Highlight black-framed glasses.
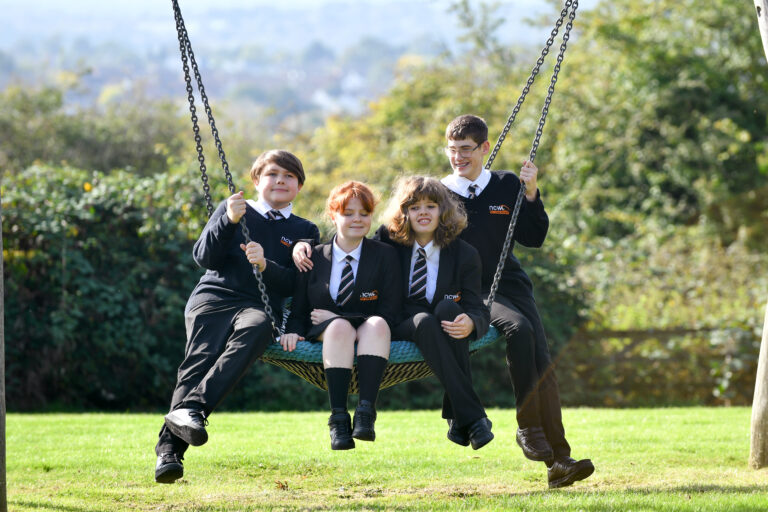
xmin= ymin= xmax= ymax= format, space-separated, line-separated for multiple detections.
xmin=443 ymin=142 xmax=483 ymax=157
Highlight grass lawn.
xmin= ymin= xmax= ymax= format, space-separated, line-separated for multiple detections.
xmin=7 ymin=407 xmax=767 ymax=511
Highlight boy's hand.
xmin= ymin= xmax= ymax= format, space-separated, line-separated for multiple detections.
xmin=279 ymin=333 xmax=303 ymax=352
xmin=240 ymin=242 xmax=267 ymax=271
xmin=227 ymin=191 xmax=246 ymax=223
xmin=310 ymin=309 xmax=336 ymax=325
xmin=441 ymin=313 xmax=474 ymax=340
xmin=293 ymin=242 xmax=314 ymax=272
xmin=520 ymin=160 xmax=539 ymax=201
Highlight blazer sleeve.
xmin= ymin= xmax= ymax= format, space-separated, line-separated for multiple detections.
xmin=192 ymin=201 xmax=239 ymax=269
xmin=283 ymin=263 xmax=312 ymax=337
xmin=262 ymin=223 xmax=321 ymax=296
xmin=374 ymin=244 xmax=403 ymax=328
xmin=458 ymin=242 xmax=490 ymax=340
xmin=513 ymin=187 xmax=550 ymax=248
xmin=371 ymin=224 xmax=393 ymax=245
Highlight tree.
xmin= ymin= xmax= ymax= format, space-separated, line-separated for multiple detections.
xmin=0 ymin=84 xmax=188 ymax=176
xmin=2 ymin=166 xmax=203 ymax=409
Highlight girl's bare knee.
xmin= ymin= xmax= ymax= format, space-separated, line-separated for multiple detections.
xmin=360 ymin=316 xmax=390 ymax=340
xmin=323 ymin=318 xmax=357 ymax=342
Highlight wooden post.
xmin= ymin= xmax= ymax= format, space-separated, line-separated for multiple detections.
xmin=0 ymin=193 xmax=6 ymax=510
xmin=750 ymin=302 xmax=768 ymax=469
xmin=751 ymin=1 xmax=768 ymax=471
xmin=755 ymin=1 xmax=768 ymax=61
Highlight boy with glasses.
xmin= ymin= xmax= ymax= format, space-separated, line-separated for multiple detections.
xmin=440 ymin=114 xmax=593 ymax=489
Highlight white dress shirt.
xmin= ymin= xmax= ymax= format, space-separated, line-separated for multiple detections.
xmin=409 ymin=240 xmax=440 ymax=303
xmin=441 ymin=168 xmax=492 ymax=198
xmin=247 ymin=198 xmax=293 ymax=220
xmin=328 ymin=237 xmax=363 ymax=302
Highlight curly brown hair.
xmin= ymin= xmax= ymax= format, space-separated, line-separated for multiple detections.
xmin=382 ymin=176 xmax=467 ymax=248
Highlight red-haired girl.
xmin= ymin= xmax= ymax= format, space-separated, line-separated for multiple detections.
xmin=283 ymin=181 xmax=401 ymax=450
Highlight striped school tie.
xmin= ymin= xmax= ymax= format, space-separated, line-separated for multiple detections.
xmin=336 ymin=255 xmax=355 ymax=307
xmin=467 ymin=184 xmax=478 ymax=200
xmin=409 ymin=248 xmax=427 ymax=301
xmin=266 ymin=209 xmax=283 ymax=221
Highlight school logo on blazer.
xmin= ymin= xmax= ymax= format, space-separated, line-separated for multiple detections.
xmin=444 ymin=292 xmax=462 ymax=302
xmin=489 ymin=204 xmax=511 ymax=215
xmin=280 ymin=236 xmax=292 ymax=247
xmin=360 ymin=290 xmax=379 ymax=301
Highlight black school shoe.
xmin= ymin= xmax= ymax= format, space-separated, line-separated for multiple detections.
xmin=164 ymin=408 xmax=209 ymax=447
xmin=547 ymin=456 xmax=595 ymax=489
xmin=467 ymin=417 xmax=494 ymax=450
xmin=351 ymin=400 xmax=377 ymax=441
xmin=516 ymin=426 xmax=554 ymax=462
xmin=328 ymin=409 xmax=355 ymax=450
xmin=155 ymin=452 xmax=183 ymax=484
xmin=446 ymin=419 xmax=470 ymax=447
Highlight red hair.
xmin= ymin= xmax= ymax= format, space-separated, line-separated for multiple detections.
xmin=326 ymin=181 xmax=378 ymax=216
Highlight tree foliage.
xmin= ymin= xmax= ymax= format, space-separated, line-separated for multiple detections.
xmin=0 ymin=85 xmax=188 ymax=176
xmin=3 ymin=166 xmax=203 ymax=409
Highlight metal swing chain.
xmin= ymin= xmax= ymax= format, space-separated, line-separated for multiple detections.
xmin=171 ymin=0 xmax=279 ymax=336
xmin=485 ymin=0 xmax=578 ymax=309
xmin=172 ymin=3 xmax=212 ymax=217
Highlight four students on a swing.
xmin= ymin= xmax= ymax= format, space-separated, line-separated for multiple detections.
xmin=155 ymin=115 xmax=592 ymax=489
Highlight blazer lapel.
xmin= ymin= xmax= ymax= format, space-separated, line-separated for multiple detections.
xmin=433 ymin=242 xmax=455 ymax=303
xmin=399 ymin=243 xmax=413 ymax=294
xmin=353 ymin=238 xmax=376 ymax=302
xmin=320 ymin=242 xmax=335 ymax=303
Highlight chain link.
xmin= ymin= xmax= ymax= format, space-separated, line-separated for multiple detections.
xmin=485 ymin=0 xmax=578 ymax=309
xmin=484 ymin=0 xmax=573 ymax=172
xmin=173 ymin=6 xmax=213 ymax=218
xmin=172 ymin=0 xmax=278 ymax=337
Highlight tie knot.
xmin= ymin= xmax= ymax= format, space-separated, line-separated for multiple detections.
xmin=267 ymin=209 xmax=283 ymax=220
xmin=467 ymin=184 xmax=478 ymax=199
xmin=345 ymin=255 xmax=354 ymax=263
xmin=417 ymin=248 xmax=427 ymax=259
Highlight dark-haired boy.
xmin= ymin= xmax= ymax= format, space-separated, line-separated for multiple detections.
xmin=440 ymin=115 xmax=593 ymax=488
xmin=154 ymin=150 xmax=320 ymax=484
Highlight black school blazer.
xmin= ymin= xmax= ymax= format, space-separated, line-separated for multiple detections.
xmin=284 ymin=237 xmax=402 ymax=337
xmin=374 ymin=226 xmax=490 ymax=341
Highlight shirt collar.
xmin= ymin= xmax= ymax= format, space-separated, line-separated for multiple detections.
xmin=412 ymin=240 xmax=439 ymax=260
xmin=441 ymin=168 xmax=491 ymax=198
xmin=332 ymin=236 xmax=363 ymax=263
xmin=247 ymin=198 xmax=293 ymax=219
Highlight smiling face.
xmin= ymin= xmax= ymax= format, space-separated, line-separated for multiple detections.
xmin=407 ymin=198 xmax=440 ymax=245
xmin=445 ymin=137 xmax=490 ymax=182
xmin=253 ymin=163 xmax=302 ymax=209
xmin=332 ymin=196 xmax=372 ymax=245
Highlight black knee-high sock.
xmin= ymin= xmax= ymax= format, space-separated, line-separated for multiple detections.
xmin=356 ymin=355 xmax=388 ymax=405
xmin=325 ymin=367 xmax=352 ymax=411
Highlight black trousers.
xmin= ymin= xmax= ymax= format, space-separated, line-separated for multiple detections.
xmin=393 ymin=299 xmax=486 ymax=428
xmin=489 ymin=292 xmax=570 ymax=459
xmin=155 ymin=299 xmax=273 ymax=456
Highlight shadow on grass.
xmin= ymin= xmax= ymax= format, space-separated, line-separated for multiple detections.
xmin=508 ymin=483 xmax=768 ymax=497
xmin=10 ymin=501 xmax=90 ymax=512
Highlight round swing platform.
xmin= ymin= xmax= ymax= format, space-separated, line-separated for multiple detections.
xmin=261 ymin=326 xmax=501 ymax=393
